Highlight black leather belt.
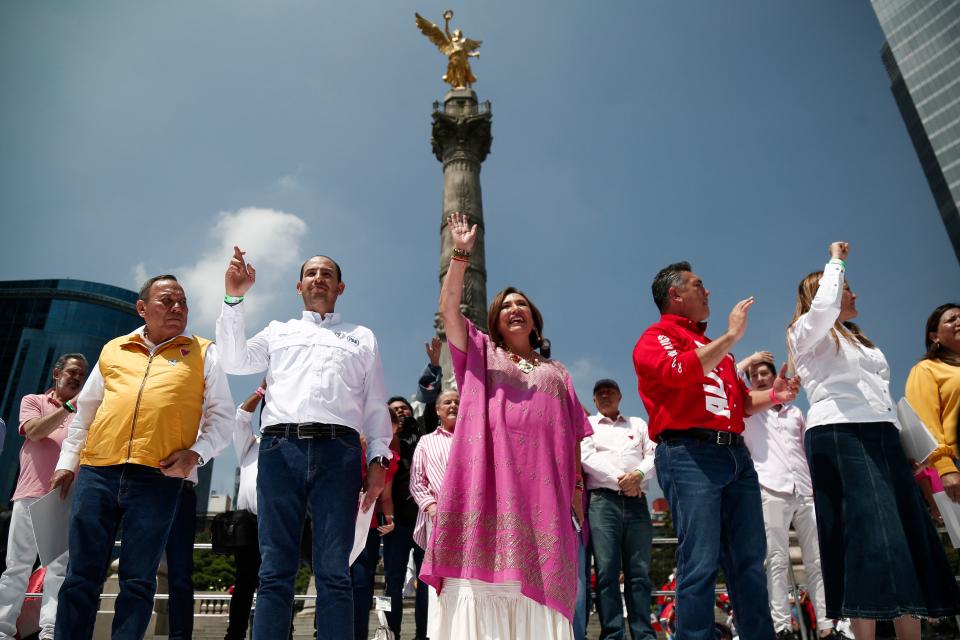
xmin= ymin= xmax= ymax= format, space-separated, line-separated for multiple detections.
xmin=261 ymin=423 xmax=355 ymax=439
xmin=592 ymin=487 xmax=644 ymax=499
xmin=658 ymin=428 xmax=744 ymax=446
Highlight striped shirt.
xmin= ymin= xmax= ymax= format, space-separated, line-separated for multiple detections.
xmin=410 ymin=425 xmax=453 ymax=548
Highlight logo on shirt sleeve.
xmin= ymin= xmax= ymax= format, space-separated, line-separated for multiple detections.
xmin=657 ymin=334 xmax=682 ymax=373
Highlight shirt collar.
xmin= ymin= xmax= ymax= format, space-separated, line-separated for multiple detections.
xmin=437 ymin=425 xmax=454 ymax=437
xmin=128 ymin=326 xmax=192 ymax=348
xmin=302 ymin=310 xmax=341 ymax=326
xmin=660 ymin=313 xmax=707 ymax=335
xmin=594 ymin=412 xmax=628 ymax=426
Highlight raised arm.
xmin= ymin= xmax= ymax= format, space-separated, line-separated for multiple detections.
xmin=439 ymin=212 xmax=477 ymax=353
xmin=216 ymin=246 xmax=270 ymax=374
xmin=790 ymin=242 xmax=849 ymax=355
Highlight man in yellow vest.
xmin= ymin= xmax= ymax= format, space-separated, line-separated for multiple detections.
xmin=50 ymin=274 xmax=234 ymax=640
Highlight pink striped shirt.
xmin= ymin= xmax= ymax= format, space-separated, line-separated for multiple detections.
xmin=410 ymin=426 xmax=453 ymax=548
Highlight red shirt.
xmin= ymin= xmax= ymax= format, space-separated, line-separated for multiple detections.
xmin=632 ymin=314 xmax=749 ymax=442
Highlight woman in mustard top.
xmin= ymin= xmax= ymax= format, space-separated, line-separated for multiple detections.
xmin=906 ymin=303 xmax=960 ymax=502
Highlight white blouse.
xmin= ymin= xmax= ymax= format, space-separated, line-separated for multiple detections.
xmin=787 ymin=262 xmax=898 ymax=429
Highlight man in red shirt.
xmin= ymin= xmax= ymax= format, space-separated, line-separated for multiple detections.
xmin=633 ymin=262 xmax=799 ymax=640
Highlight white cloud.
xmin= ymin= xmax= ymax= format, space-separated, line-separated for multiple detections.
xmin=130 ymin=261 xmax=147 ymax=291
xmin=273 ymin=164 xmax=309 ymax=193
xmin=276 ymin=174 xmax=302 ymax=191
xmin=176 ymin=207 xmax=308 ymax=334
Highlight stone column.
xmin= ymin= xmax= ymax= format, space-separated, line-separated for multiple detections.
xmin=431 ymin=89 xmax=492 ymax=385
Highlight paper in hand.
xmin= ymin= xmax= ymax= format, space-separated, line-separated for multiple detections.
xmin=350 ymin=492 xmax=375 ymax=565
xmin=27 ymin=487 xmax=72 ymax=566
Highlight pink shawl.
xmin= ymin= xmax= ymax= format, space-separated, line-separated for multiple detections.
xmin=419 ymin=320 xmax=591 ymax=620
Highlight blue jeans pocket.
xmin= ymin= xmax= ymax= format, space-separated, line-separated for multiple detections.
xmin=260 ymin=435 xmax=286 ymax=453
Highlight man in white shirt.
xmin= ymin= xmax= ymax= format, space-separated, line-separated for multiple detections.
xmin=741 ymin=356 xmax=834 ymax=640
xmin=51 ymin=275 xmax=235 ymax=640
xmin=581 ymin=379 xmax=657 ymax=640
xmin=216 ymin=247 xmax=392 ymax=640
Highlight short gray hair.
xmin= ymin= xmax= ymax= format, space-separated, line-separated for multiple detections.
xmin=651 ymin=261 xmax=692 ymax=312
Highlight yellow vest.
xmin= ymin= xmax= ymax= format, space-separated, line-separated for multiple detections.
xmin=80 ymin=333 xmax=210 ymax=469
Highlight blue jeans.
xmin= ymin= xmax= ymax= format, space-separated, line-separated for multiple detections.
xmin=166 ymin=481 xmax=197 ymax=640
xmin=55 ymin=464 xmax=183 ymax=640
xmin=412 ymin=543 xmax=427 ymax=640
xmin=573 ymin=531 xmax=589 ymax=640
xmin=382 ymin=521 xmax=416 ymax=635
xmin=655 ymin=439 xmax=774 ymax=640
xmin=253 ymin=433 xmax=362 ymax=640
xmin=589 ymin=490 xmax=655 ymax=640
xmin=351 ymin=528 xmax=382 ymax=640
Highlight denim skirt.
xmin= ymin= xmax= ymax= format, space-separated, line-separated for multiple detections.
xmin=805 ymin=422 xmax=959 ymax=619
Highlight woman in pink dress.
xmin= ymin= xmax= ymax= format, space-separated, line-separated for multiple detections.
xmin=419 ymin=212 xmax=592 ymax=640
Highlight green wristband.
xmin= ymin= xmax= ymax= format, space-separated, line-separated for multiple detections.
xmin=828 ymin=258 xmax=846 ymax=268
xmin=224 ymin=294 xmax=244 ymax=305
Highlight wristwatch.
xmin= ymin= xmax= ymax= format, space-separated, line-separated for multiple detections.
xmin=370 ymin=456 xmax=390 ymax=470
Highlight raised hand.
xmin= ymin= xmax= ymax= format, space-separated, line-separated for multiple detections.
xmin=726 ymin=297 xmax=755 ymax=343
xmin=448 ymin=211 xmax=478 ymax=254
xmin=425 ymin=336 xmax=442 ymax=367
xmin=829 ymin=241 xmax=849 ymax=261
xmin=737 ymin=350 xmax=774 ymax=374
xmin=770 ymin=363 xmax=801 ymax=404
xmin=225 ymin=246 xmax=256 ymax=297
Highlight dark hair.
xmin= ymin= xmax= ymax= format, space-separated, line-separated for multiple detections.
xmin=138 ymin=274 xmax=179 ymax=302
xmin=55 ymin=353 xmax=88 ymax=372
xmin=923 ymin=303 xmax=960 ymax=362
xmin=300 ymin=255 xmax=342 ymax=282
xmin=487 ymin=286 xmax=546 ymax=354
xmin=748 ymin=360 xmax=776 ymax=381
xmin=652 ymin=261 xmax=692 ymax=312
xmin=387 ymin=396 xmax=413 ymax=413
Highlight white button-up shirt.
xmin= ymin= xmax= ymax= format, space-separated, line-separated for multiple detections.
xmin=788 ymin=262 xmax=898 ymax=429
xmin=215 ymin=302 xmax=392 ymax=462
xmin=581 ymin=413 xmax=656 ymax=493
xmin=56 ymin=327 xmax=235 ymax=474
xmin=743 ymin=403 xmax=812 ymax=495
xmin=409 ymin=425 xmax=454 ymax=548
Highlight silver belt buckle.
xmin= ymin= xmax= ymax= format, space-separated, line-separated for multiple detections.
xmin=297 ymin=423 xmax=314 ymax=439
xmin=716 ymin=431 xmax=732 ymax=445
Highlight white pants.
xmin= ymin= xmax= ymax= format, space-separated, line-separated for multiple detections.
xmin=760 ymin=487 xmax=831 ymax=633
xmin=0 ymin=498 xmax=68 ymax=639
xmin=429 ymin=578 xmax=572 ymax=640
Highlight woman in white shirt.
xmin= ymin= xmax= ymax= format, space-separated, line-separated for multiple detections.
xmin=788 ymin=242 xmax=958 ymax=640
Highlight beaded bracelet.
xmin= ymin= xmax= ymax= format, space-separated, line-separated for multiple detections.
xmin=452 ymin=248 xmax=471 ymax=259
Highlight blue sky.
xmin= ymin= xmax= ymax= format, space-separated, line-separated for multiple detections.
xmin=2 ymin=1 xmax=957 ymax=498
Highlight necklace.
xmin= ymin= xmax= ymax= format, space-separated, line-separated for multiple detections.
xmin=504 ymin=347 xmax=540 ymax=374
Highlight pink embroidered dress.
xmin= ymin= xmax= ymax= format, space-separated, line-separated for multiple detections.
xmin=419 ymin=320 xmax=592 ymax=621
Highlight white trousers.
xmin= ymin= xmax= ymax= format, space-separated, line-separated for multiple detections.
xmin=760 ymin=487 xmax=831 ymax=633
xmin=0 ymin=498 xmax=69 ymax=639
xmin=429 ymin=578 xmax=572 ymax=640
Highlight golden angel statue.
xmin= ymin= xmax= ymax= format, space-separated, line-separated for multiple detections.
xmin=415 ymin=10 xmax=482 ymax=89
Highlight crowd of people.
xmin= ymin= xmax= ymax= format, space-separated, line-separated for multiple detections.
xmin=0 ymin=224 xmax=957 ymax=640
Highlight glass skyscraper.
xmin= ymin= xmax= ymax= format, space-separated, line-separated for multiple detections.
xmin=872 ymin=0 xmax=960 ymax=264
xmin=0 ymin=279 xmax=213 ymax=516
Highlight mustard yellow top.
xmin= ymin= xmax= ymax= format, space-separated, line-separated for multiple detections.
xmin=906 ymin=358 xmax=960 ymax=477
xmin=80 ymin=333 xmax=210 ymax=468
